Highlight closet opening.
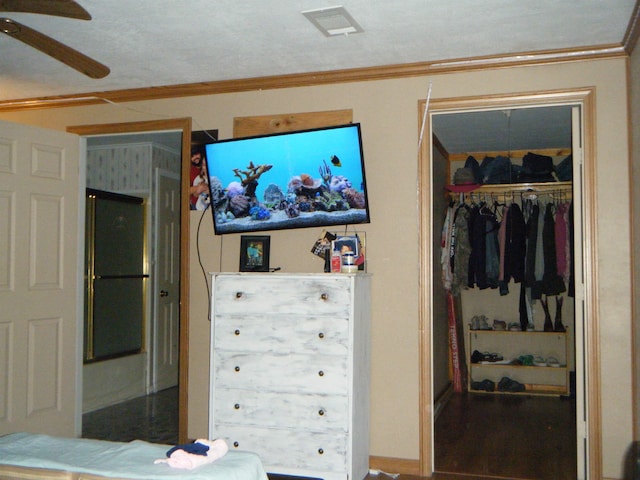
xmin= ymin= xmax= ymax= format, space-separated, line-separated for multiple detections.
xmin=418 ymin=91 xmax=599 ymax=480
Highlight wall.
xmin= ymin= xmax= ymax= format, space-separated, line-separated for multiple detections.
xmin=82 ymin=353 xmax=146 ymax=412
xmin=631 ymin=39 xmax=640 ymax=442
xmin=0 ymin=56 xmax=632 ymax=479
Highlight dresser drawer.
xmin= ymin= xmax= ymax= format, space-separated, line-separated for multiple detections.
xmin=213 ymin=275 xmax=353 ymax=316
xmin=213 ymin=388 xmax=348 ymax=431
xmin=217 ymin=425 xmax=347 ymax=474
xmin=214 ymin=315 xmax=349 ymax=355
xmin=213 ymin=352 xmax=347 ymax=395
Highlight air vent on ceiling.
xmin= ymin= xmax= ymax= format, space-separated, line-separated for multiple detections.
xmin=302 ymin=6 xmax=363 ymax=37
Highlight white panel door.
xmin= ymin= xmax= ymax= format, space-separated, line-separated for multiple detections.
xmin=0 ymin=120 xmax=80 ymax=436
xmin=152 ymin=168 xmax=180 ymax=392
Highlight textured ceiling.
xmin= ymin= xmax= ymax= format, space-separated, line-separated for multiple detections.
xmin=0 ymin=1 xmax=636 ymax=103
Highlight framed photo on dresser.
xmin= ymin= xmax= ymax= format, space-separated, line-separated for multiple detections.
xmin=239 ymin=235 xmax=271 ymax=272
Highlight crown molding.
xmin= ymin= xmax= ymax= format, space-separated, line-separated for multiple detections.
xmin=0 ymin=44 xmax=626 ymax=113
xmin=623 ymin=0 xmax=640 ymax=54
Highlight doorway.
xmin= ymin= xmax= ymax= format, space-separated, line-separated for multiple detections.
xmin=417 ymin=89 xmax=601 ymax=479
xmin=68 ymin=118 xmax=192 ymax=443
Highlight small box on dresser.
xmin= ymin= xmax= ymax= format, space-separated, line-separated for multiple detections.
xmin=209 ymin=273 xmax=372 ymax=480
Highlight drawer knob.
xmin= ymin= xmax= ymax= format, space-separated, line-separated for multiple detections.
xmin=234 ymin=403 xmax=240 ymax=410
xmin=234 ymin=366 xmax=240 ymax=372
xmin=233 ymin=441 xmax=239 ymax=448
xmin=320 ymin=293 xmax=328 ymax=301
xmin=318 ymin=370 xmax=324 ymax=377
xmin=234 ymin=329 xmax=240 ymax=335
xmin=318 ymin=332 xmax=324 ymax=339
xmin=318 ymin=409 xmax=325 ymax=416
xmin=235 ymin=291 xmax=243 ymax=298
xmin=318 ymin=448 xmax=324 ymax=455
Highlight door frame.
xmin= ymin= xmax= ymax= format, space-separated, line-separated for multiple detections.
xmin=417 ymin=88 xmax=600 ymax=478
xmin=68 ymin=118 xmax=192 ymax=443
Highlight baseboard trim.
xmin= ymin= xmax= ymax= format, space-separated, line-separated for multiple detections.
xmin=433 ymin=384 xmax=454 ymax=421
xmin=369 ymin=456 xmax=421 ymax=476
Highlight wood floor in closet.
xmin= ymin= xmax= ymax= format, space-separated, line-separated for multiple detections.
xmin=434 ymin=392 xmax=576 ymax=479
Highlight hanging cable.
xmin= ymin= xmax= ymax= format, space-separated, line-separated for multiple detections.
xmin=417 ymin=81 xmax=433 ymax=151
xmin=195 ymin=203 xmax=212 ymax=321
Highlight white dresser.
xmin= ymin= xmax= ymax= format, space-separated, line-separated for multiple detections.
xmin=209 ymin=273 xmax=371 ymax=480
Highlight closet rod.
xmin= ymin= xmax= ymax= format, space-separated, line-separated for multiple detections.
xmin=446 ymin=181 xmax=572 ymax=200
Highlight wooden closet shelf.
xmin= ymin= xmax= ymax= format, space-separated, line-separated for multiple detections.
xmin=447 ymin=148 xmax=572 ymax=162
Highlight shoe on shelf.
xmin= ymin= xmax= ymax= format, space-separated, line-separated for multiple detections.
xmin=471 ymin=350 xmax=504 ymax=363
xmin=471 ymin=379 xmax=495 ymax=392
xmin=533 ymin=355 xmax=547 ymax=367
xmin=483 ymin=352 xmax=504 ymax=363
xmin=518 ymin=354 xmax=534 ymax=366
xmin=471 ymin=350 xmax=484 ymax=363
xmin=493 ymin=319 xmax=507 ymax=331
xmin=498 ymin=376 xmax=526 ymax=392
xmin=546 ymin=356 xmax=562 ymax=367
xmin=508 ymin=322 xmax=521 ymax=331
xmin=470 ymin=315 xmax=492 ymax=330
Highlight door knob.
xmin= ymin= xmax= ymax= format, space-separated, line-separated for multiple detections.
xmin=160 ymin=290 xmax=169 ymax=297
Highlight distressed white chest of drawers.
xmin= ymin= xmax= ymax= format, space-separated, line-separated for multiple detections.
xmin=209 ymin=273 xmax=371 ymax=480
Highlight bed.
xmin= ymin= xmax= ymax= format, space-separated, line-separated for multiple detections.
xmin=0 ymin=433 xmax=269 ymax=480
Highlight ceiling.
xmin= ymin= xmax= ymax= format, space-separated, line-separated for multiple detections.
xmin=0 ymin=1 xmax=637 ymax=105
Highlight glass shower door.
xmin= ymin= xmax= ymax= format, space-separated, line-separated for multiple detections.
xmin=84 ymin=189 xmax=147 ymax=362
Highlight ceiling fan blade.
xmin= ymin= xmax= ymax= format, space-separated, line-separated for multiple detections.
xmin=1 ymin=18 xmax=109 ymax=78
xmin=0 ymin=0 xmax=91 ymax=20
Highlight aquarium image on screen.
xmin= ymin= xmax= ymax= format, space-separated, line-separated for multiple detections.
xmin=204 ymin=123 xmax=370 ymax=235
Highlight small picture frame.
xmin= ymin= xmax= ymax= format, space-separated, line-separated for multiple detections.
xmin=332 ymin=235 xmax=359 ymax=257
xmin=239 ymin=235 xmax=271 ymax=272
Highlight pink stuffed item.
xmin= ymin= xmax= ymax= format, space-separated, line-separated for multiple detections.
xmin=155 ymin=439 xmax=229 ymax=470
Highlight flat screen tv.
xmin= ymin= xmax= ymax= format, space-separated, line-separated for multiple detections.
xmin=204 ymin=123 xmax=370 ymax=235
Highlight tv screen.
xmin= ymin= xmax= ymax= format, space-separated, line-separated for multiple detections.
xmin=204 ymin=123 xmax=370 ymax=235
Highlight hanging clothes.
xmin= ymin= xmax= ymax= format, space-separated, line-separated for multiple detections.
xmin=485 ymin=207 xmax=500 ymax=289
xmin=524 ymin=200 xmax=540 ymax=294
xmin=440 ymin=204 xmax=455 ymax=292
xmin=498 ymin=204 xmax=510 ymax=295
xmin=468 ymin=203 xmax=499 ymax=290
xmin=451 ymin=204 xmax=472 ymax=295
xmin=504 ymin=202 xmax=527 ymax=287
xmin=440 ymin=190 xmax=572 ymax=299
xmin=542 ymin=202 xmax=566 ymax=296
xmin=555 ymin=202 xmax=571 ymax=284
xmin=533 ymin=201 xmax=545 ymax=299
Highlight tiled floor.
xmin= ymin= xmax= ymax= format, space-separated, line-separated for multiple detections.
xmin=82 ymin=387 xmax=179 ymax=445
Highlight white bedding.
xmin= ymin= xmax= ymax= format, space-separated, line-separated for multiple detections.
xmin=0 ymin=433 xmax=268 ymax=480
